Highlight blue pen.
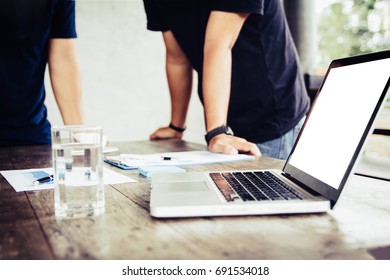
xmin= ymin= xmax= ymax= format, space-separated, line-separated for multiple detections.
xmin=33 ymin=174 xmax=54 ymax=185
xmin=104 ymin=158 xmax=135 ymax=170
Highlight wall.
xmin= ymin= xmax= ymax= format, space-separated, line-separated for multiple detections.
xmin=45 ymin=0 xmax=206 ymax=144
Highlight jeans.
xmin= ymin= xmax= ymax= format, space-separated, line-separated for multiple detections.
xmin=257 ymin=116 xmax=306 ymax=160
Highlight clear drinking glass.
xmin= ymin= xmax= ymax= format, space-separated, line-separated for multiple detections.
xmin=51 ymin=125 xmax=104 ymax=218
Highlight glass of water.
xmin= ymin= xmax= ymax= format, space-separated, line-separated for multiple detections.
xmin=51 ymin=125 xmax=104 ymax=218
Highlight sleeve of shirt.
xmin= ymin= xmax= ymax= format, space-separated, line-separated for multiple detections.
xmin=143 ymin=0 xmax=169 ymax=32
xmin=211 ymin=0 xmax=264 ymax=15
xmin=50 ymin=0 xmax=77 ymax=38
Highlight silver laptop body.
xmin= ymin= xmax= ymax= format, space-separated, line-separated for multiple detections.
xmin=151 ymin=51 xmax=390 ymax=218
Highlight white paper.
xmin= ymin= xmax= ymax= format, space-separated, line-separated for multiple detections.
xmin=0 ymin=167 xmax=137 ymax=192
xmin=115 ymin=150 xmax=254 ymax=168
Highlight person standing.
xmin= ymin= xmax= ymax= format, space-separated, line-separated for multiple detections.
xmin=0 ymin=0 xmax=83 ymax=146
xmin=143 ymin=0 xmax=310 ymax=159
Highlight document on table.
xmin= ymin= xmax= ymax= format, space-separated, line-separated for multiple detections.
xmin=0 ymin=167 xmax=137 ymax=192
xmin=108 ymin=150 xmax=255 ymax=169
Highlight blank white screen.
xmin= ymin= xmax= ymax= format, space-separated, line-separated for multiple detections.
xmin=289 ymin=58 xmax=390 ymax=189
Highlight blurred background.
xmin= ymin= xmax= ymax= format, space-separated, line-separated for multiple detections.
xmin=45 ymin=0 xmax=390 ymax=162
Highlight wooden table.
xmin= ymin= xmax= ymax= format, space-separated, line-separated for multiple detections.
xmin=1 ymin=140 xmax=389 ymax=260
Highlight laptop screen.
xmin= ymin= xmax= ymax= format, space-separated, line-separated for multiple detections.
xmin=284 ymin=51 xmax=390 ymax=206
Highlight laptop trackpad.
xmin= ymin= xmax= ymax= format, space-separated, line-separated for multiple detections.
xmin=157 ymin=181 xmax=210 ymax=192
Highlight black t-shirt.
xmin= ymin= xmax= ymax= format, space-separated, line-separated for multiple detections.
xmin=0 ymin=0 xmax=77 ymax=146
xmin=143 ymin=0 xmax=310 ymax=143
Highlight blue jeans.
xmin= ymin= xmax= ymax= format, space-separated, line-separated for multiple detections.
xmin=257 ymin=117 xmax=306 ymax=160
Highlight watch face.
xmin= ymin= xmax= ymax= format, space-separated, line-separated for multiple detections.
xmin=221 ymin=125 xmax=233 ymax=136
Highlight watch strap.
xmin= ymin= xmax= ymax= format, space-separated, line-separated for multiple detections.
xmin=205 ymin=125 xmax=233 ymax=144
xmin=169 ymin=122 xmax=186 ymax=133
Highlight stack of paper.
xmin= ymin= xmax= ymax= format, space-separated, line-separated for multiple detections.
xmin=107 ymin=150 xmax=254 ymax=169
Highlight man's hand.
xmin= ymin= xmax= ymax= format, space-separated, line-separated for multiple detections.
xmin=150 ymin=126 xmax=184 ymax=140
xmin=208 ymin=134 xmax=261 ymax=156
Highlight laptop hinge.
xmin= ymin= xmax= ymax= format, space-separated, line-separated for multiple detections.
xmin=281 ymin=172 xmax=322 ymax=197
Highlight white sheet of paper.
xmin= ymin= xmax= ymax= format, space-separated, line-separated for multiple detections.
xmin=116 ymin=150 xmax=254 ymax=168
xmin=0 ymin=167 xmax=137 ymax=192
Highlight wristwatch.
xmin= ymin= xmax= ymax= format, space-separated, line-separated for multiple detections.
xmin=205 ymin=125 xmax=234 ymax=144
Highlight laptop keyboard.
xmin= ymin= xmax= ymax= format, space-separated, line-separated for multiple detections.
xmin=209 ymin=171 xmax=303 ymax=202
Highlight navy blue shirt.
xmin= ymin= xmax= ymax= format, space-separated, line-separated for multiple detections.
xmin=143 ymin=0 xmax=310 ymax=143
xmin=0 ymin=0 xmax=77 ymax=146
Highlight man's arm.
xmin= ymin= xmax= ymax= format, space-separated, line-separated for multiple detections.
xmin=203 ymin=11 xmax=260 ymax=156
xmin=150 ymin=31 xmax=193 ymax=140
xmin=48 ymin=38 xmax=84 ymax=125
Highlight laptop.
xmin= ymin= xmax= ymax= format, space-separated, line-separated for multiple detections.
xmin=150 ymin=50 xmax=390 ymax=218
